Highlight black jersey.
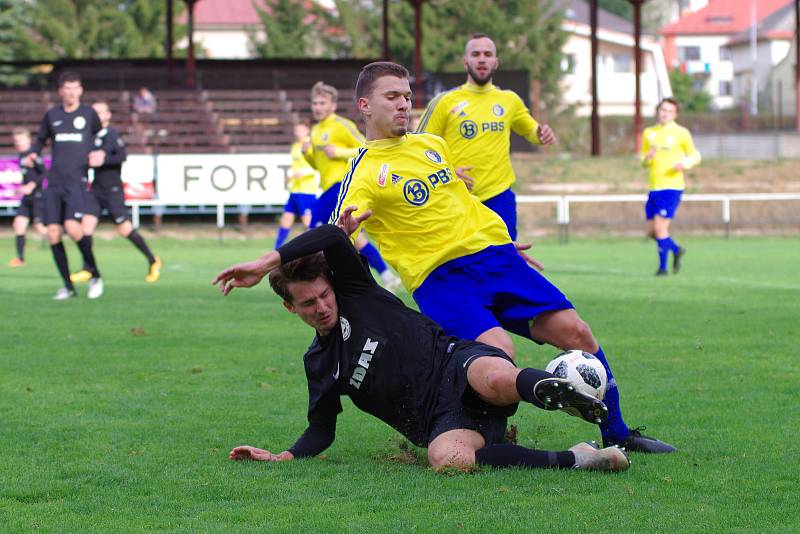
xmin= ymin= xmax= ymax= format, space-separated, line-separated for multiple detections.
xmin=278 ymin=225 xmax=461 ymax=457
xmin=91 ymin=126 xmax=127 ymax=189
xmin=31 ymin=104 xmax=101 ymax=185
xmin=18 ymin=149 xmax=46 ymax=191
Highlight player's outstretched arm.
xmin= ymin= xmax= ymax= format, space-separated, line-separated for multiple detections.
xmin=229 ymin=445 xmax=294 ymax=462
xmin=212 ymin=250 xmax=281 ymax=295
xmin=335 ymin=205 xmax=372 ymax=236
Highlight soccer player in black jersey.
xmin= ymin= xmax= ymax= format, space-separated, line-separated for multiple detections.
xmin=25 ymin=71 xmax=104 ymax=300
xmin=213 ymin=224 xmax=629 ymax=473
xmin=8 ymin=128 xmax=46 ymax=267
xmin=70 ymin=101 xmax=162 ymax=284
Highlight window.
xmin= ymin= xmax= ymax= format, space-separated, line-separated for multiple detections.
xmin=612 ymin=53 xmax=631 ymax=73
xmin=719 ymin=81 xmax=732 ymax=96
xmin=560 ymin=54 xmax=576 ymax=74
xmin=719 ymin=46 xmax=731 ymax=60
xmin=678 ymin=46 xmax=701 ymax=62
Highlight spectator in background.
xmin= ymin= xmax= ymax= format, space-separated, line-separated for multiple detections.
xmin=133 ymin=86 xmax=157 ymax=117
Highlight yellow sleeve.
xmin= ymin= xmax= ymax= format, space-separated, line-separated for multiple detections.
xmin=640 ymin=128 xmax=652 ymax=167
xmin=330 ymin=149 xmax=373 ymax=232
xmin=680 ymin=129 xmax=701 ymax=170
xmin=509 ymin=93 xmax=540 ymax=145
xmin=332 ymin=146 xmax=360 ymax=160
xmin=416 ymin=92 xmax=449 ymax=135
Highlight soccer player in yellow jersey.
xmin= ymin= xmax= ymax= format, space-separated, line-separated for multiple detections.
xmin=334 ymin=61 xmax=676 ymax=454
xmin=305 ymin=81 xmax=401 ymax=292
xmin=641 ymin=97 xmax=700 ymax=275
xmin=274 ymin=122 xmax=318 ymax=248
xmin=417 ymin=33 xmax=556 ymax=240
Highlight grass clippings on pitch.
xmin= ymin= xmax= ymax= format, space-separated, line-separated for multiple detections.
xmin=1 ymin=233 xmax=798 ymax=532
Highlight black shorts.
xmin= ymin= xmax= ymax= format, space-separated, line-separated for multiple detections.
xmin=43 ymin=182 xmax=86 ymax=225
xmin=428 ymin=340 xmax=519 ymax=447
xmin=15 ymin=191 xmax=45 ymax=223
xmin=84 ymin=185 xmax=129 ymax=224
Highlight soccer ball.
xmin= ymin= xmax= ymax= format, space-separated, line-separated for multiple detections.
xmin=545 ymin=350 xmax=608 ymax=401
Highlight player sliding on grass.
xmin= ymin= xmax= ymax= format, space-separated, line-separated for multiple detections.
xmin=214 ymin=224 xmax=627 ymax=472
xmin=332 ymin=61 xmax=675 ymax=453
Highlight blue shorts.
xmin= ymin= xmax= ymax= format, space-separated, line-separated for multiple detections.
xmin=483 ymin=188 xmax=517 ymax=241
xmin=645 ymin=190 xmax=683 ymax=220
xmin=284 ymin=193 xmax=316 ymax=217
xmin=310 ymin=183 xmax=341 ymax=227
xmin=413 ymin=244 xmax=573 ymax=342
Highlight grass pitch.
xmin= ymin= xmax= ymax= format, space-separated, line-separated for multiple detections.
xmin=1 ymin=232 xmax=798 ymax=532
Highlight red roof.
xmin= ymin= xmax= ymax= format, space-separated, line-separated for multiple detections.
xmin=660 ymin=0 xmax=793 ymax=36
xmin=180 ymin=0 xmax=324 ymax=26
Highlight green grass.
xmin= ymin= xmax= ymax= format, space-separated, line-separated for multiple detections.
xmin=1 ymin=233 xmax=799 ymax=532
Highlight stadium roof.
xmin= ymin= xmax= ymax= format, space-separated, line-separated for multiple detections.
xmin=660 ymin=0 xmax=793 ymax=36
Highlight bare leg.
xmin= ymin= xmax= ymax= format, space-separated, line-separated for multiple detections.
xmin=475 ymin=326 xmax=516 ymax=360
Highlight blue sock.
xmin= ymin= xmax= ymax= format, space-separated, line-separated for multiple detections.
xmin=666 ymin=236 xmax=680 ymax=253
xmin=358 ymin=242 xmax=388 ymax=273
xmin=275 ymin=227 xmax=290 ymax=249
xmin=593 ymin=347 xmax=630 ymax=443
xmin=656 ymin=238 xmax=670 ymax=271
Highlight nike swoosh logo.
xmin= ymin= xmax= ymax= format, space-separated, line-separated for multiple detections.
xmin=462 ymin=354 xmax=479 ymax=368
xmin=53 ymin=121 xmax=63 ymax=126
xmin=332 ymin=361 xmax=340 ymax=379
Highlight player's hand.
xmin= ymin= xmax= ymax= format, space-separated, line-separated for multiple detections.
xmin=21 ymin=152 xmax=38 ymax=168
xmin=323 ymin=144 xmax=337 ymax=158
xmin=537 ymin=124 xmax=557 ymax=146
xmin=673 ymin=161 xmax=685 ymax=172
xmin=212 ymin=259 xmax=270 ymax=295
xmin=514 ymin=242 xmax=544 ymax=271
xmin=88 ymin=150 xmax=106 ymax=167
xmin=229 ymin=445 xmax=294 ymax=462
xmin=455 ymin=167 xmax=475 ymax=190
xmin=336 ymin=205 xmax=372 ymax=235
xmin=18 ymin=182 xmax=36 ymax=196
xmin=301 ymin=141 xmax=311 ymax=153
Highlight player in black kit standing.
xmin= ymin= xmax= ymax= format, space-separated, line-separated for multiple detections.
xmin=25 ymin=71 xmax=104 ymax=300
xmin=70 ymin=101 xmax=162 ymax=284
xmin=8 ymin=128 xmax=46 ymax=267
xmin=213 ymin=224 xmax=629 ymax=473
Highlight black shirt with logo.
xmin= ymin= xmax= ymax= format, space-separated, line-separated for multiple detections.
xmin=32 ymin=104 xmax=102 ymax=185
xmin=277 ymin=225 xmax=460 ymax=457
xmin=92 ymin=126 xmax=127 ymax=189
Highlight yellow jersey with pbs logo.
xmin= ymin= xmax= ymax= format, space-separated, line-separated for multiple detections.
xmin=640 ymin=121 xmax=701 ymax=191
xmin=332 ymin=133 xmax=511 ymax=292
xmin=306 ymin=113 xmax=365 ymax=192
xmin=417 ymin=82 xmax=541 ymax=201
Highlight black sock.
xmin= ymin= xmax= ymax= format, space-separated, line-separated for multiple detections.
xmin=81 ymin=235 xmax=92 ymax=271
xmin=515 ymin=368 xmax=554 ymax=409
xmin=127 ymin=230 xmax=155 ymax=264
xmin=475 ymin=443 xmax=575 ymax=469
xmin=16 ymin=235 xmax=25 ymax=260
xmin=50 ymin=242 xmax=74 ymax=290
xmin=76 ymin=236 xmax=100 ymax=278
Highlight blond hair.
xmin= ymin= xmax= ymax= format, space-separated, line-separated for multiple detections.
xmin=311 ymin=81 xmax=338 ymax=102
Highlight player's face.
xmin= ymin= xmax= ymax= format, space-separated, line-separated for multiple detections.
xmin=59 ymin=81 xmax=83 ymax=108
xmin=93 ymin=103 xmax=111 ymax=126
xmin=284 ymin=277 xmax=339 ymax=336
xmin=657 ymin=101 xmax=678 ymax=125
xmin=293 ymin=123 xmax=310 ymax=142
xmin=311 ymin=94 xmax=336 ymax=121
xmin=464 ymin=37 xmax=498 ymax=86
xmin=13 ymin=134 xmax=30 ymax=152
xmin=359 ymin=75 xmax=412 ymax=139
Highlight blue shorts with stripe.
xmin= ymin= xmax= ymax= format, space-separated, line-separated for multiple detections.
xmin=482 ymin=188 xmax=518 ymax=241
xmin=310 ymin=183 xmax=341 ymax=227
xmin=645 ymin=189 xmax=682 ymax=220
xmin=412 ymin=244 xmax=573 ymax=342
xmin=284 ymin=193 xmax=317 ymax=217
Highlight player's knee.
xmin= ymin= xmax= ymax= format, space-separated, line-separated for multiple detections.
xmin=569 ymin=319 xmax=598 ymax=353
xmin=484 ymin=369 xmax=516 ymax=399
xmin=428 ymin=444 xmax=475 ymax=471
xmin=46 ymin=226 xmax=61 ymax=242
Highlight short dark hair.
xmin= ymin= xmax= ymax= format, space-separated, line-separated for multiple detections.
xmin=268 ymin=252 xmax=332 ymax=303
xmin=58 ymin=71 xmax=81 ymax=88
xmin=658 ymin=97 xmax=680 ymax=113
xmin=355 ymin=61 xmax=409 ymax=100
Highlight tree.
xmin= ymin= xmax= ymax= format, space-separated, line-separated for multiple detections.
xmin=5 ymin=0 xmax=184 ymax=60
xmin=250 ymin=0 xmax=330 ymax=58
xmin=668 ymin=68 xmax=712 ymax=112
